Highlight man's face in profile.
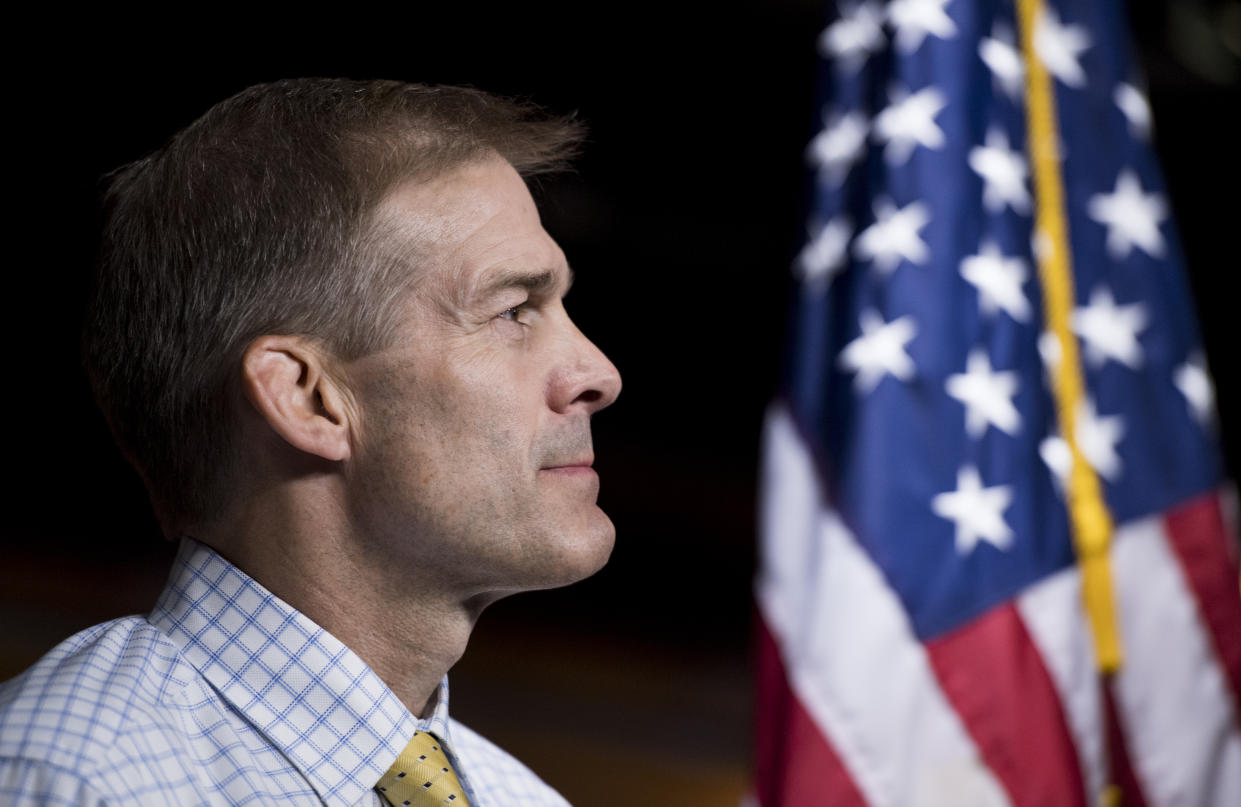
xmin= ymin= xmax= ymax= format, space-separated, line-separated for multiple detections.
xmin=342 ymin=156 xmax=622 ymax=598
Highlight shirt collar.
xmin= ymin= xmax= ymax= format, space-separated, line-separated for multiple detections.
xmin=149 ymin=538 xmax=448 ymax=807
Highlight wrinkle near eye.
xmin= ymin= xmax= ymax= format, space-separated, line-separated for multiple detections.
xmin=468 ymin=265 xmax=570 ymax=309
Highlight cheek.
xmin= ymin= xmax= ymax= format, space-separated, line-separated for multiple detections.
xmin=431 ymin=359 xmax=544 ymax=448
xmin=358 ymin=344 xmax=548 ymax=491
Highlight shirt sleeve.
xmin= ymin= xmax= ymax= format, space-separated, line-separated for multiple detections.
xmin=1 ymin=757 xmax=111 ymax=807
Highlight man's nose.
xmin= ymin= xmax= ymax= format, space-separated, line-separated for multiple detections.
xmin=549 ymin=318 xmax=622 ymax=416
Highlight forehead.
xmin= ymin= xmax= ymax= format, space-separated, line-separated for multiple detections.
xmin=374 ymin=156 xmax=568 ymax=301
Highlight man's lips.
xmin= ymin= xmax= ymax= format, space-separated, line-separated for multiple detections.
xmin=540 ymin=457 xmax=595 ymax=472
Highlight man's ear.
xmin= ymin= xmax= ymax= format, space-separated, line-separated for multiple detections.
xmin=240 ymin=335 xmax=353 ymax=462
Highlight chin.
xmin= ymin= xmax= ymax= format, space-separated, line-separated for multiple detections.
xmin=528 ymin=511 xmax=616 ymax=591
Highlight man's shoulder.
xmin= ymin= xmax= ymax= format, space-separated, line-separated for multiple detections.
xmin=449 ymin=718 xmax=573 ymax=807
xmin=0 ymin=615 xmax=193 ymax=773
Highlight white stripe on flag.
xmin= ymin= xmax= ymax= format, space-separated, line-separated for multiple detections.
xmin=1111 ymin=515 xmax=1241 ymax=807
xmin=757 ymin=407 xmax=1011 ymax=807
xmin=1016 ymin=566 xmax=1106 ymax=803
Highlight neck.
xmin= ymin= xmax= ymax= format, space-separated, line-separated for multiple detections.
xmin=197 ymin=479 xmax=479 ymax=717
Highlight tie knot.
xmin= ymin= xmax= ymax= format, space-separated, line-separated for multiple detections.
xmin=375 ymin=730 xmax=471 ymax=806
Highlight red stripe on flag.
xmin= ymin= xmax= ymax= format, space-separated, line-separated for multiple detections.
xmin=926 ymin=602 xmax=1087 ymax=807
xmin=754 ymin=614 xmax=869 ymax=807
xmin=1103 ymin=676 xmax=1150 ymax=807
xmin=1163 ymin=491 xmax=1241 ymax=715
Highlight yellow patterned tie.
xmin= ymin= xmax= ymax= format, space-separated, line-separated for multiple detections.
xmin=375 ymin=730 xmax=472 ymax=806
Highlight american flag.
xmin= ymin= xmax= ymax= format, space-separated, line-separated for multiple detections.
xmin=754 ymin=1 xmax=1241 ymax=805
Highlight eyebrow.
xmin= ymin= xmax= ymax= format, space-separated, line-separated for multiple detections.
xmin=472 ymin=266 xmax=575 ymax=302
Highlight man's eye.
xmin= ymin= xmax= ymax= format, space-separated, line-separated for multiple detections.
xmin=499 ymin=305 xmax=526 ymax=323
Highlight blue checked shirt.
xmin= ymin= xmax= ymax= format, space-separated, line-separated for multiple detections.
xmin=0 ymin=539 xmax=572 ymax=806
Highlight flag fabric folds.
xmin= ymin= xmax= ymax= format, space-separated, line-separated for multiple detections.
xmin=755 ymin=1 xmax=1241 ymax=805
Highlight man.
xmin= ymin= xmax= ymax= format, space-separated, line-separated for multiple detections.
xmin=0 ymin=78 xmax=621 ymax=806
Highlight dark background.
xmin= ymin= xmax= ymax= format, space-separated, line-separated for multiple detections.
xmin=2 ymin=2 xmax=1237 ymax=803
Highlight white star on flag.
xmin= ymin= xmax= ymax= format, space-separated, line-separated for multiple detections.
xmin=979 ymin=24 xmax=1024 ymax=99
xmin=932 ymin=465 xmax=1015 ymax=554
xmin=1087 ymin=169 xmax=1167 ymax=259
xmin=1114 ymin=82 xmax=1151 ymax=139
xmin=797 ymin=217 xmax=853 ymax=289
xmin=853 ymin=199 xmax=931 ymax=273
xmin=1039 ymin=434 xmax=1072 ymax=491
xmin=1072 ymin=286 xmax=1149 ymax=369
xmin=887 ymin=0 xmax=958 ymax=53
xmin=969 ymin=127 xmax=1031 ymax=214
xmin=819 ymin=1 xmax=886 ymax=69
xmin=809 ymin=111 xmax=870 ymax=183
xmin=1038 ymin=330 xmax=1062 ymax=372
xmin=960 ymin=241 xmax=1031 ymax=322
xmin=1034 ymin=6 xmax=1091 ymax=87
xmin=1075 ymin=398 xmax=1126 ymax=481
xmin=946 ymin=349 xmax=1022 ymax=438
xmin=1037 ymin=330 xmax=1066 ymax=391
xmin=838 ymin=310 xmax=918 ymax=392
xmin=1040 ymin=398 xmax=1126 ymax=486
xmin=873 ymin=85 xmax=947 ymax=165
xmin=1174 ymin=352 xmax=1216 ymax=426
